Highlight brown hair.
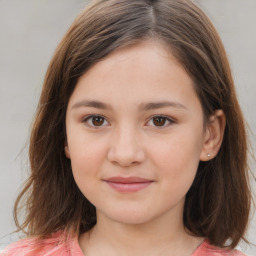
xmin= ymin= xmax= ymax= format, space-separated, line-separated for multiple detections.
xmin=14 ymin=0 xmax=251 ymax=248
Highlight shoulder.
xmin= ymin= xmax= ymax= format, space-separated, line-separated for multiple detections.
xmin=0 ymin=231 xmax=83 ymax=256
xmin=192 ymin=241 xmax=247 ymax=256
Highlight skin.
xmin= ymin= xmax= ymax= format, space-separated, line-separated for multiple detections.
xmin=65 ymin=40 xmax=225 ymax=256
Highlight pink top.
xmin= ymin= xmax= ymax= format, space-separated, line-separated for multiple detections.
xmin=1 ymin=231 xmax=246 ymax=256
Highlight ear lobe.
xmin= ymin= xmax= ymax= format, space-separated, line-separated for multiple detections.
xmin=200 ymin=110 xmax=226 ymax=161
xmin=64 ymin=145 xmax=70 ymax=159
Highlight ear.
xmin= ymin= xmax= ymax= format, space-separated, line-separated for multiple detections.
xmin=200 ymin=110 xmax=226 ymax=161
xmin=64 ymin=144 xmax=70 ymax=159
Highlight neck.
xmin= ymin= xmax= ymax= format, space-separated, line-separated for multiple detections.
xmin=79 ymin=210 xmax=202 ymax=256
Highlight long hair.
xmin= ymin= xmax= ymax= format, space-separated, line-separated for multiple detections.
xmin=14 ymin=0 xmax=251 ymax=248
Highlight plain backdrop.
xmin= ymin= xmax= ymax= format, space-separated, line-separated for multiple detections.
xmin=0 ymin=0 xmax=255 ymax=254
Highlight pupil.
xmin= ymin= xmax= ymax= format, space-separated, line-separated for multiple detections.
xmin=92 ymin=116 xmax=104 ymax=126
xmin=153 ymin=117 xmax=166 ymax=126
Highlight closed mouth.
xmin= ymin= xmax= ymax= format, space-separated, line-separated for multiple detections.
xmin=103 ymin=176 xmax=154 ymax=192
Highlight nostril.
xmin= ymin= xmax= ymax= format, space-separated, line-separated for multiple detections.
xmin=107 ymin=146 xmax=145 ymax=167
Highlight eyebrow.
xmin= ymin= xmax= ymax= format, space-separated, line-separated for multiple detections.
xmin=71 ymin=100 xmax=112 ymax=110
xmin=139 ymin=101 xmax=187 ymax=111
xmin=71 ymin=100 xmax=187 ymax=111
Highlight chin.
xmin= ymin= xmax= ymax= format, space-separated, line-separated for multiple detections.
xmin=101 ymin=208 xmax=156 ymax=225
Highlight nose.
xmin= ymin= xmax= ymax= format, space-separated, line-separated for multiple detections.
xmin=107 ymin=125 xmax=145 ymax=167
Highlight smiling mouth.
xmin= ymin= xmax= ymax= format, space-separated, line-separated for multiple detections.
xmin=103 ymin=176 xmax=154 ymax=193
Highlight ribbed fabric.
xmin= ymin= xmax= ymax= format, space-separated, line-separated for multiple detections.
xmin=1 ymin=231 xmax=246 ymax=256
xmin=0 ymin=232 xmax=83 ymax=256
xmin=192 ymin=240 xmax=246 ymax=256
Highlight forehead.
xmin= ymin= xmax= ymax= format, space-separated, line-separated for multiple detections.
xmin=68 ymin=40 xmax=200 ymax=111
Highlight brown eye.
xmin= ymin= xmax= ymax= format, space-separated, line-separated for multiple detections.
xmin=92 ymin=116 xmax=104 ymax=126
xmin=152 ymin=116 xmax=167 ymax=126
xmin=146 ymin=115 xmax=174 ymax=128
xmin=84 ymin=115 xmax=108 ymax=127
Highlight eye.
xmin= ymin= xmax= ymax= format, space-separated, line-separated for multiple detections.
xmin=83 ymin=115 xmax=109 ymax=127
xmin=147 ymin=115 xmax=175 ymax=127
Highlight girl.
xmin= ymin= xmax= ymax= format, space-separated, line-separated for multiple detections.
xmin=2 ymin=0 xmax=252 ymax=255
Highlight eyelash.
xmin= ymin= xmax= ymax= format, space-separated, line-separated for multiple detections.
xmin=146 ymin=115 xmax=175 ymax=128
xmin=82 ymin=115 xmax=110 ymax=128
xmin=82 ymin=115 xmax=175 ymax=128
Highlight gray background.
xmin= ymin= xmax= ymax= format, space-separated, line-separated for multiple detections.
xmin=0 ymin=0 xmax=255 ymax=254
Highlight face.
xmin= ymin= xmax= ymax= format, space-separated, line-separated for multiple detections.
xmin=65 ymin=40 xmax=208 ymax=226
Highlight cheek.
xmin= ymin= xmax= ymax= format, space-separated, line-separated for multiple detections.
xmin=69 ymin=147 xmax=103 ymax=199
xmin=67 ymin=137 xmax=107 ymax=184
xmin=149 ymin=129 xmax=203 ymax=183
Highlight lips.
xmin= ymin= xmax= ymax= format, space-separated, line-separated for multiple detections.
xmin=103 ymin=176 xmax=153 ymax=193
